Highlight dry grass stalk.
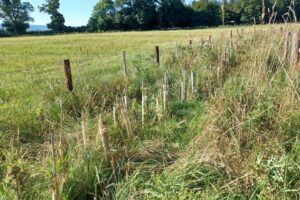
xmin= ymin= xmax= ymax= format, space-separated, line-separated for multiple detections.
xmin=221 ymin=2 xmax=225 ymax=26
xmin=180 ymin=81 xmax=186 ymax=102
xmin=122 ymin=50 xmax=127 ymax=78
xmin=141 ymin=83 xmax=148 ymax=125
xmin=175 ymin=44 xmax=179 ymax=58
xmin=123 ymin=95 xmax=128 ymax=112
xmin=155 ymin=97 xmax=162 ymax=122
xmin=98 ymin=115 xmax=111 ymax=163
xmin=290 ymin=32 xmax=300 ymax=69
xmin=194 ymin=73 xmax=199 ymax=98
xmin=120 ymin=99 xmax=133 ymax=138
xmin=261 ymin=0 xmax=266 ymax=24
xmin=81 ymin=109 xmax=88 ymax=149
xmin=284 ymin=31 xmax=291 ymax=63
xmin=113 ymin=105 xmax=117 ymax=127
xmin=164 ymin=71 xmax=168 ymax=86
xmin=50 ymin=133 xmax=59 ymax=200
xmin=190 ymin=71 xmax=195 ymax=96
xmin=163 ymin=84 xmax=168 ymax=111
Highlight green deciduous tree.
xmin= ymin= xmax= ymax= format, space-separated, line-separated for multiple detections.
xmin=131 ymin=0 xmax=158 ymax=29
xmin=158 ymin=0 xmax=193 ymax=28
xmin=0 ymin=0 xmax=34 ymax=35
xmin=39 ymin=0 xmax=65 ymax=32
xmin=88 ymin=0 xmax=116 ymax=31
xmin=88 ymin=0 xmax=300 ymax=31
xmin=88 ymin=0 xmax=159 ymax=31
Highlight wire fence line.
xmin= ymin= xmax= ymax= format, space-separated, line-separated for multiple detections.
xmin=0 ymin=32 xmax=240 ymax=91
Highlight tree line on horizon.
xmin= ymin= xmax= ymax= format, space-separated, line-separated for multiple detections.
xmin=0 ymin=0 xmax=300 ymax=36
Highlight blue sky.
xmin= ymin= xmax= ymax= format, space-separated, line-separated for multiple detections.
xmin=27 ymin=0 xmax=194 ymax=26
xmin=30 ymin=0 xmax=99 ymax=26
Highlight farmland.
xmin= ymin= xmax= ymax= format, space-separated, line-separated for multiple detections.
xmin=1 ymin=25 xmax=300 ymax=199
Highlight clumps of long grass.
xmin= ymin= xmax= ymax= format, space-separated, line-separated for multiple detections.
xmin=2 ymin=26 xmax=300 ymax=199
xmin=175 ymin=28 xmax=300 ymax=199
xmin=112 ymin=27 xmax=300 ymax=199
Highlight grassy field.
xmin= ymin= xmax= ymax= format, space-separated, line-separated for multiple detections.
xmin=0 ymin=28 xmax=230 ymax=138
xmin=1 ymin=25 xmax=300 ymax=199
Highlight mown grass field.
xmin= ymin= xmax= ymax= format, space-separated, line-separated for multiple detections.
xmin=1 ymin=24 xmax=300 ymax=199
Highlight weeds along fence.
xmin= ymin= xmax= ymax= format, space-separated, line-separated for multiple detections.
xmin=2 ymin=25 xmax=300 ymax=199
xmin=51 ymin=26 xmax=300 ymax=199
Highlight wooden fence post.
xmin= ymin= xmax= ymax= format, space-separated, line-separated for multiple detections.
xmin=155 ymin=46 xmax=160 ymax=65
xmin=63 ymin=59 xmax=73 ymax=92
xmin=122 ymin=50 xmax=127 ymax=77
xmin=50 ymin=133 xmax=59 ymax=200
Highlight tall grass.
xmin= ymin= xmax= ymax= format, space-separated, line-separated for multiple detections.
xmin=1 ymin=25 xmax=299 ymax=199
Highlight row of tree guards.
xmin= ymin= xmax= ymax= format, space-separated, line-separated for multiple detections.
xmin=62 ymin=28 xmax=300 ymax=94
xmin=52 ymin=28 xmax=300 ymax=199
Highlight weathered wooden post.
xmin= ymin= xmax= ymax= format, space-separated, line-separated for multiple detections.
xmin=155 ymin=46 xmax=160 ymax=65
xmin=122 ymin=50 xmax=127 ymax=77
xmin=63 ymin=59 xmax=73 ymax=92
xmin=50 ymin=133 xmax=59 ymax=200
